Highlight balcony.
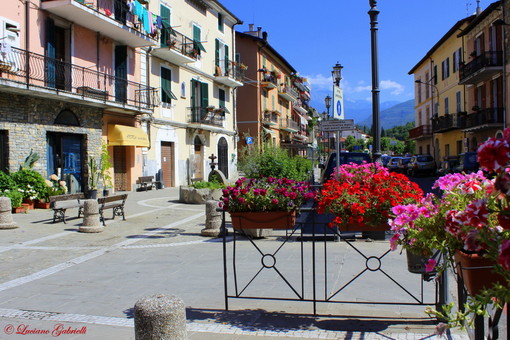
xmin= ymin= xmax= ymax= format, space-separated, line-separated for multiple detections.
xmin=431 ymin=112 xmax=466 ymax=133
xmin=260 ymin=73 xmax=278 ymax=89
xmin=0 ymin=47 xmax=158 ymax=112
xmin=459 ymin=51 xmax=503 ymax=85
xmin=262 ymin=111 xmax=279 ymax=126
xmin=41 ymin=0 xmax=156 ymax=47
xmin=214 ymin=60 xmax=244 ymax=87
xmin=293 ymin=99 xmax=308 ymax=115
xmin=463 ymin=107 xmax=504 ymax=131
xmin=278 ymin=85 xmax=298 ymax=102
xmin=152 ymin=28 xmax=198 ymax=65
xmin=409 ymin=125 xmax=432 ymax=139
xmin=292 ymin=130 xmax=309 ymax=143
xmin=187 ymin=106 xmax=225 ymax=127
xmin=280 ymin=118 xmax=299 ymax=133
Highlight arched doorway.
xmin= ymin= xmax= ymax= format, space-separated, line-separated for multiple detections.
xmin=217 ymin=137 xmax=228 ymax=179
xmin=193 ymin=135 xmax=204 ymax=180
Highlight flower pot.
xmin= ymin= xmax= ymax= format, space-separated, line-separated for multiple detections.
xmin=229 ymin=211 xmax=296 ymax=230
xmin=12 ymin=206 xmax=27 ymax=213
xmin=406 ymin=250 xmax=439 ymax=274
xmin=35 ymin=201 xmax=51 ymax=209
xmin=86 ymin=190 xmax=98 ymax=199
xmin=339 ymin=223 xmax=389 ymax=232
xmin=454 ymin=249 xmax=504 ymax=296
xmin=22 ymin=199 xmax=35 ymax=210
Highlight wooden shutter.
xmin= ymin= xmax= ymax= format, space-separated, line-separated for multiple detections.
xmin=160 ymin=5 xmax=171 ymax=48
xmin=215 ymin=39 xmax=220 ymax=67
xmin=200 ymin=82 xmax=209 ymax=109
xmin=224 ymin=45 xmax=229 ymax=73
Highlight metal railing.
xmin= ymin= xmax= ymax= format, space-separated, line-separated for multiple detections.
xmin=408 ymin=125 xmax=432 ymax=139
xmin=459 ymin=51 xmax=503 ymax=82
xmin=0 ymin=47 xmax=158 ymax=110
xmin=214 ymin=60 xmax=245 ymax=81
xmin=281 ymin=117 xmax=299 ymax=131
xmin=160 ymin=27 xmax=198 ymax=60
xmin=187 ymin=106 xmax=225 ymax=127
xmin=432 ymin=113 xmax=465 ymax=132
xmin=260 ymin=73 xmax=278 ymax=87
xmin=279 ymin=85 xmax=298 ymax=99
xmin=262 ymin=112 xmax=279 ymax=125
xmin=463 ymin=107 xmax=504 ymax=129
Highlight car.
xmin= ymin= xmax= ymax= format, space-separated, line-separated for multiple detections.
xmin=387 ymin=157 xmax=402 ymax=172
xmin=438 ymin=156 xmax=459 ymax=175
xmin=407 ymin=155 xmax=437 ymax=177
xmin=320 ymin=152 xmax=372 ymax=183
xmin=396 ymin=157 xmax=411 ymax=174
xmin=380 ymin=155 xmax=392 ymax=167
xmin=455 ymin=152 xmax=479 ymax=173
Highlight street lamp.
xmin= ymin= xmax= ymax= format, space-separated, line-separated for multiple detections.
xmin=332 ymin=62 xmax=343 ymax=87
xmin=368 ymin=0 xmax=381 ymax=159
xmin=324 ymin=96 xmax=332 ymax=154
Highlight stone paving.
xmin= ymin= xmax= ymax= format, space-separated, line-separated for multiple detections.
xmin=0 ymin=188 xmax=472 ymax=339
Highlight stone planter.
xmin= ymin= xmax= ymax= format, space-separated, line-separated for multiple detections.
xmin=178 ymin=186 xmax=222 ymax=204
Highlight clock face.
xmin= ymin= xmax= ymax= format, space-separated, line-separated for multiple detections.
xmin=336 ymin=100 xmax=342 ymax=117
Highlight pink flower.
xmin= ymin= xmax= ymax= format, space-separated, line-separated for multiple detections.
xmin=425 ymin=258 xmax=437 ymax=272
xmin=477 ymin=138 xmax=510 ymax=173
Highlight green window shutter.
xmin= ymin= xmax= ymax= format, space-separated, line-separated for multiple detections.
xmin=219 ymin=89 xmax=225 ymax=108
xmin=224 ymin=45 xmax=229 ymax=73
xmin=160 ymin=5 xmax=171 ymax=48
xmin=200 ymin=82 xmax=209 ymax=108
xmin=218 ymin=13 xmax=224 ymax=32
xmin=215 ymin=39 xmax=220 ymax=67
xmin=193 ymin=25 xmax=200 ymax=41
xmin=191 ymin=79 xmax=197 ymax=107
xmin=161 ymin=68 xmax=176 ymax=103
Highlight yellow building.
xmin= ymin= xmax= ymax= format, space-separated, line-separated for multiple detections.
xmin=409 ymin=16 xmax=474 ymax=163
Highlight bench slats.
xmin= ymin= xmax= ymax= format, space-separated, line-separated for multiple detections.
xmin=98 ymin=194 xmax=128 ymax=226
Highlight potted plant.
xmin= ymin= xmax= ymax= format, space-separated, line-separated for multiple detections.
xmin=87 ymin=158 xmax=100 ymax=199
xmin=10 ymin=169 xmax=48 ymax=209
xmin=38 ymin=174 xmax=67 ymax=208
xmin=316 ymin=162 xmax=423 ymax=232
xmin=100 ymin=143 xmax=113 ymax=196
xmin=220 ymin=177 xmax=315 ymax=234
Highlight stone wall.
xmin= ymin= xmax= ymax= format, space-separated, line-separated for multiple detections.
xmin=0 ymin=92 xmax=103 ymax=176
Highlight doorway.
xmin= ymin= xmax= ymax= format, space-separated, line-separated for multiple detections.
xmin=115 ymin=45 xmax=128 ymax=103
xmin=217 ymin=137 xmax=228 ymax=178
xmin=193 ymin=135 xmax=203 ymax=180
xmin=160 ymin=142 xmax=174 ymax=187
xmin=47 ymin=133 xmax=84 ymax=193
xmin=45 ymin=18 xmax=70 ymax=90
xmin=113 ymin=146 xmax=127 ymax=191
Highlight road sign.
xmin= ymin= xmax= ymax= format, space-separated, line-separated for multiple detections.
xmin=245 ymin=137 xmax=253 ymax=145
xmin=320 ymin=119 xmax=354 ymax=132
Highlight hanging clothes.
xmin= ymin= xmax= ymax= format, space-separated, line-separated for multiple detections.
xmin=156 ymin=15 xmax=163 ymax=29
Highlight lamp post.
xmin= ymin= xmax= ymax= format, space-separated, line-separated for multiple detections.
xmin=324 ymin=96 xmax=332 ymax=154
xmin=332 ymin=62 xmax=343 ymax=88
xmin=368 ymin=0 xmax=381 ymax=159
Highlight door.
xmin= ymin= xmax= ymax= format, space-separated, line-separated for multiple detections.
xmin=113 ymin=146 xmax=127 ymax=191
xmin=160 ymin=142 xmax=174 ymax=187
xmin=47 ymin=133 xmax=84 ymax=193
xmin=115 ymin=45 xmax=128 ymax=103
xmin=217 ymin=137 xmax=228 ymax=178
xmin=193 ymin=136 xmax=203 ymax=180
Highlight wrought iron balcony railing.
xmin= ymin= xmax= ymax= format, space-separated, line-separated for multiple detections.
xmin=187 ymin=106 xmax=225 ymax=127
xmin=278 ymin=85 xmax=298 ymax=101
xmin=280 ymin=117 xmax=299 ymax=132
xmin=214 ymin=60 xmax=245 ymax=82
xmin=408 ymin=125 xmax=432 ymax=139
xmin=262 ymin=111 xmax=279 ymax=125
xmin=159 ymin=27 xmax=198 ymax=60
xmin=260 ymin=73 xmax=278 ymax=88
xmin=459 ymin=51 xmax=503 ymax=84
xmin=431 ymin=113 xmax=466 ymax=133
xmin=0 ymin=47 xmax=158 ymax=110
xmin=463 ymin=107 xmax=504 ymax=130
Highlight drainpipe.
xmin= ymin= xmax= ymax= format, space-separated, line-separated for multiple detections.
xmin=231 ymin=21 xmax=241 ymax=159
xmin=25 ymin=0 xmax=30 ymax=86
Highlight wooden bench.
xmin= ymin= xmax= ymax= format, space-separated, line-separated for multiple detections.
xmin=136 ymin=176 xmax=161 ymax=191
xmin=97 ymin=194 xmax=128 ymax=226
xmin=49 ymin=193 xmax=85 ymax=224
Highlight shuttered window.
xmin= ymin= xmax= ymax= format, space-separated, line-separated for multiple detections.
xmin=161 ymin=67 xmax=176 ymax=104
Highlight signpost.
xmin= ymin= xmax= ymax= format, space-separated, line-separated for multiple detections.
xmin=319 ymin=119 xmax=355 ymax=176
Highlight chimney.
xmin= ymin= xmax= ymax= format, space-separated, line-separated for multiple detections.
xmin=257 ymin=26 xmax=262 ymax=38
xmin=248 ymin=24 xmax=254 ymax=32
xmin=262 ymin=31 xmax=268 ymax=41
xmin=476 ymin=0 xmax=482 ymax=15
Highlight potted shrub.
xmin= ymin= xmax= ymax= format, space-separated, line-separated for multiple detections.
xmin=38 ymin=174 xmax=67 ymax=208
xmin=100 ymin=143 xmax=113 ymax=196
xmin=87 ymin=158 xmax=100 ymax=199
xmin=179 ymin=180 xmax=224 ymax=204
xmin=10 ymin=169 xmax=47 ymax=209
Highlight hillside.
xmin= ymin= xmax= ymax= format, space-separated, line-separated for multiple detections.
xmin=359 ymin=99 xmax=414 ymax=129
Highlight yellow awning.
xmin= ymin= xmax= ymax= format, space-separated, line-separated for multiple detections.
xmin=108 ymin=125 xmax=149 ymax=147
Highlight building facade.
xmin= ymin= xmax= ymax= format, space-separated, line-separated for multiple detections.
xmin=1 ymin=0 xmax=158 ymax=192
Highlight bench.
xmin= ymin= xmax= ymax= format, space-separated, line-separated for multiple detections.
xmin=97 ymin=194 xmax=128 ymax=226
xmin=49 ymin=193 xmax=85 ymax=224
xmin=136 ymin=176 xmax=161 ymax=191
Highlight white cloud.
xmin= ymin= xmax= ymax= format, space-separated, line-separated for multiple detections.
xmin=380 ymin=80 xmax=404 ymax=95
xmin=303 ymin=74 xmax=331 ymax=91
xmin=354 ymin=85 xmax=372 ymax=92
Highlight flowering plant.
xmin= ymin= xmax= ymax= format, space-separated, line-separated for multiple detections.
xmin=220 ymin=177 xmax=315 ymax=213
xmin=42 ymin=174 xmax=67 ymax=200
xmin=316 ymin=162 xmax=423 ymax=228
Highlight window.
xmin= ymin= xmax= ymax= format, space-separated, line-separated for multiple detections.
xmin=444 ymin=97 xmax=449 ymax=115
xmin=161 ymin=67 xmax=176 ymax=104
xmin=425 ymin=72 xmax=430 ymax=98
xmin=218 ymin=13 xmax=224 ymax=32
xmin=456 ymin=91 xmax=462 ymax=112
xmin=433 ymin=65 xmax=438 ymax=85
xmin=442 ymin=58 xmax=450 ymax=80
xmin=453 ymin=48 xmax=462 ymax=73
xmin=417 ymin=80 xmax=422 ymax=103
xmin=193 ymin=24 xmax=206 ymax=55
xmin=160 ymin=5 xmax=171 ymax=48
xmin=215 ymin=39 xmax=229 ymax=75
xmin=219 ymin=88 xmax=226 ymax=108
xmin=418 ymin=110 xmax=422 ymax=126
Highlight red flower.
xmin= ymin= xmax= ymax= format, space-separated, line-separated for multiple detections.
xmin=498 ymin=239 xmax=510 ymax=271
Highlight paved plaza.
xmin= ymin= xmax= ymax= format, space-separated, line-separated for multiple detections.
xmin=0 ymin=188 xmax=473 ymax=339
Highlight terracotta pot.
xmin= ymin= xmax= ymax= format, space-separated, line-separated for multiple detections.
xmin=22 ymin=199 xmax=35 ymax=210
xmin=35 ymin=201 xmax=51 ymax=209
xmin=12 ymin=206 xmax=27 ymax=213
xmin=338 ymin=223 xmax=389 ymax=232
xmin=229 ymin=211 xmax=296 ymax=230
xmin=454 ymin=249 xmax=504 ymax=296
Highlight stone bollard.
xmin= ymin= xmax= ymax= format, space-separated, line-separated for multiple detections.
xmin=201 ymin=200 xmax=222 ymax=237
xmin=0 ymin=197 xmax=18 ymax=230
xmin=134 ymin=294 xmax=187 ymax=340
xmin=79 ymin=199 xmax=104 ymax=233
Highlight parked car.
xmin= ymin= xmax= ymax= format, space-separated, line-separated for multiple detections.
xmin=320 ymin=152 xmax=372 ymax=183
xmin=438 ymin=156 xmax=459 ymax=175
xmin=387 ymin=157 xmax=402 ymax=172
xmin=455 ymin=152 xmax=479 ymax=173
xmin=406 ymin=155 xmax=437 ymax=177
xmin=396 ymin=157 xmax=411 ymax=174
xmin=380 ymin=155 xmax=392 ymax=167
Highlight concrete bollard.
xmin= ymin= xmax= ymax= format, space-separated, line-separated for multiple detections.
xmin=79 ymin=199 xmax=103 ymax=233
xmin=201 ymin=200 xmax=222 ymax=237
xmin=0 ymin=197 xmax=18 ymax=229
xmin=134 ymin=294 xmax=187 ymax=340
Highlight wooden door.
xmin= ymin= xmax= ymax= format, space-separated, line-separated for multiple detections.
xmin=113 ymin=146 xmax=127 ymax=191
xmin=160 ymin=142 xmax=174 ymax=187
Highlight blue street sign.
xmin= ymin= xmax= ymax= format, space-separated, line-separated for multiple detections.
xmin=246 ymin=137 xmax=253 ymax=145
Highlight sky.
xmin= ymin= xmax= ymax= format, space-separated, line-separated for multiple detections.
xmin=219 ymin=0 xmax=493 ymax=117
